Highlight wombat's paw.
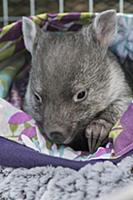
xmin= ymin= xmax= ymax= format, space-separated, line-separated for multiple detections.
xmin=85 ymin=119 xmax=112 ymax=153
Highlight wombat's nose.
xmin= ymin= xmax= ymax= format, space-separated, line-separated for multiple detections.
xmin=49 ymin=131 xmax=65 ymax=144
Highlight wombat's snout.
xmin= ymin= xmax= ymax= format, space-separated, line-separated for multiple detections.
xmin=48 ymin=131 xmax=66 ymax=144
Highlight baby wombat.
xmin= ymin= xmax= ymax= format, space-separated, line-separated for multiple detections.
xmin=22 ymin=10 xmax=132 ymax=153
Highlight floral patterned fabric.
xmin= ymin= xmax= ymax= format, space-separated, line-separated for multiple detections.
xmin=0 ymin=97 xmax=113 ymax=161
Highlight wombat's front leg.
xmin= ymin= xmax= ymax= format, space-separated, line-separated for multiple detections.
xmin=86 ymin=119 xmax=112 ymax=153
xmin=85 ymin=99 xmax=131 ymax=153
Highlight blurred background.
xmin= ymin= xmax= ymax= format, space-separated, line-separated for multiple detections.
xmin=0 ymin=0 xmax=133 ymax=27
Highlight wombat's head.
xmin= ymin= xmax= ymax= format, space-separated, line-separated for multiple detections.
xmin=22 ymin=10 xmax=117 ymax=146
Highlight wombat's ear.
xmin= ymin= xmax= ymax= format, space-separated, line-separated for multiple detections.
xmin=22 ymin=17 xmax=37 ymax=54
xmin=93 ymin=10 xmax=117 ymax=46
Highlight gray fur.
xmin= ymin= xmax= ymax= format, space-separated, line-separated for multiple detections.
xmin=22 ymin=10 xmax=132 ymax=152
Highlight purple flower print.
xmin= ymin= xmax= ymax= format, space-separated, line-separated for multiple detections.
xmin=20 ymin=126 xmax=37 ymax=139
xmin=8 ymin=111 xmax=32 ymax=125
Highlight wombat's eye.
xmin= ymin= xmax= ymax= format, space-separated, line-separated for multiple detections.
xmin=73 ymin=89 xmax=87 ymax=102
xmin=34 ymin=92 xmax=42 ymax=103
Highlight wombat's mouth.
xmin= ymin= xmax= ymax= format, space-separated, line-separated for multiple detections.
xmin=37 ymin=121 xmax=89 ymax=151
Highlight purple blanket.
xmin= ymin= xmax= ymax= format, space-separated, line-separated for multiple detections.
xmin=1 ymin=136 xmax=133 ymax=170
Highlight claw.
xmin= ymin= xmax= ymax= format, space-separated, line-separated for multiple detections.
xmin=86 ymin=121 xmax=110 ymax=153
xmin=86 ymin=119 xmax=111 ymax=153
xmin=92 ymin=132 xmax=100 ymax=152
xmin=89 ymin=135 xmax=100 ymax=153
xmin=86 ymin=130 xmax=99 ymax=153
xmin=95 ymin=139 xmax=102 ymax=151
xmin=91 ymin=137 xmax=97 ymax=151
xmin=86 ymin=128 xmax=93 ymax=153
xmin=87 ymin=123 xmax=100 ymax=153
xmin=95 ymin=126 xmax=108 ymax=150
